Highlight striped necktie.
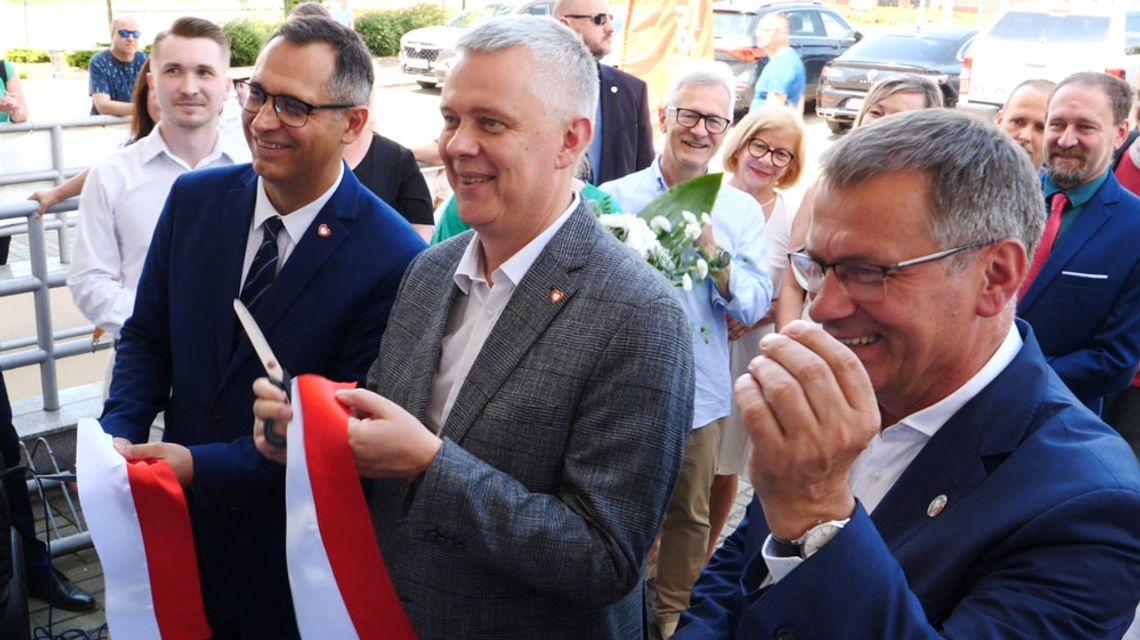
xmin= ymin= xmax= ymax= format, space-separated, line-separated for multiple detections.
xmin=240 ymin=216 xmax=284 ymax=311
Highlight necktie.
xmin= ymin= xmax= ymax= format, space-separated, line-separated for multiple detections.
xmin=240 ymin=216 xmax=284 ymax=311
xmin=1020 ymin=192 xmax=1067 ymax=298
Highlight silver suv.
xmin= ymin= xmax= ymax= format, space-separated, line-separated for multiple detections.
xmin=399 ymin=1 xmax=554 ymax=89
xmin=958 ymin=5 xmax=1140 ymax=118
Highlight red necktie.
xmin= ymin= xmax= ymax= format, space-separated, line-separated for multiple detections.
xmin=1020 ymin=192 xmax=1067 ymax=298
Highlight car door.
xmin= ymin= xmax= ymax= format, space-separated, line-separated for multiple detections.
xmin=783 ymin=9 xmax=836 ymax=96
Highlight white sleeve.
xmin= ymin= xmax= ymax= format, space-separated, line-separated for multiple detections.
xmin=67 ymin=164 xmax=135 ymax=336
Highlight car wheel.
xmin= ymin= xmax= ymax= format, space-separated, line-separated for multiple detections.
xmin=826 ymin=119 xmax=851 ymax=134
xmin=417 ymin=81 xmax=437 ymax=90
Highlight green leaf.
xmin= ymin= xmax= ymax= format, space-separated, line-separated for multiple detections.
xmin=635 ymin=172 xmax=723 ymax=229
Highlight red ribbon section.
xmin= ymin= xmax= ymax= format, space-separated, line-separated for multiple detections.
xmin=126 ymin=458 xmax=211 ymax=640
xmin=299 ymin=374 xmax=417 ymax=639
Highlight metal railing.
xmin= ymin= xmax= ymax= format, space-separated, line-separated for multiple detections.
xmin=0 ymin=115 xmax=125 ymax=411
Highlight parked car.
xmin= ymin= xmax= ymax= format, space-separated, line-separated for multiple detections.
xmin=958 ymin=4 xmax=1140 ymax=118
xmin=816 ymin=26 xmax=977 ymax=133
xmin=713 ymin=1 xmax=862 ymax=118
xmin=399 ymin=0 xmax=554 ymax=89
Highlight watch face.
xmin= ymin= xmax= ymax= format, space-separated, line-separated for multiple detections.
xmin=801 ymin=522 xmax=846 ymax=558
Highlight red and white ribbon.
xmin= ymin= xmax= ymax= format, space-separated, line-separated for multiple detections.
xmin=76 ymin=418 xmax=210 ymax=640
xmin=285 ymin=374 xmax=416 ymax=639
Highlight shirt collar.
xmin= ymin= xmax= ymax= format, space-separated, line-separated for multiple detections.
xmin=139 ymin=122 xmax=247 ymax=170
xmin=252 ymin=162 xmax=344 ymax=245
xmin=1043 ymin=169 xmax=1111 ymax=207
xmin=896 ymin=322 xmax=1023 ymax=438
xmin=453 ymin=191 xmax=580 ymax=294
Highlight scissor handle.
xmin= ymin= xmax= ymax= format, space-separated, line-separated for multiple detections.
xmin=263 ymin=375 xmax=290 ymax=448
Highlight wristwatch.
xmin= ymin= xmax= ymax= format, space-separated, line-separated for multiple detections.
xmin=708 ymin=248 xmax=732 ymax=271
xmin=772 ymin=518 xmax=850 ymax=559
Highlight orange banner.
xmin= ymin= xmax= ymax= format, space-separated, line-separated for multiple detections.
xmin=620 ymin=0 xmax=716 ymax=117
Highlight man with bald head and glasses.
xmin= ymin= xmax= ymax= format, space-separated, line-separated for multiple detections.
xmin=675 ymin=109 xmax=1140 ymax=639
xmin=99 ymin=16 xmax=424 ymax=637
xmin=554 ymin=0 xmax=653 ymax=184
xmin=603 ymin=61 xmax=773 ymax=639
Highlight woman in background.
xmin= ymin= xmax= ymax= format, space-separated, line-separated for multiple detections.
xmin=707 ymin=107 xmax=805 ymax=557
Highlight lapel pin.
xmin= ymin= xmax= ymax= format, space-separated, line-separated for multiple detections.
xmin=610 ymin=85 xmax=618 ymax=94
xmin=551 ymin=289 xmax=564 ymax=304
xmin=317 ymin=223 xmax=331 ymax=238
xmin=927 ymin=494 xmax=948 ymax=518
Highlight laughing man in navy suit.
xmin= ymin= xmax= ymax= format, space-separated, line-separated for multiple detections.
xmin=1017 ymin=71 xmax=1140 ymax=416
xmin=98 ymin=17 xmax=424 ymax=638
xmin=677 ymin=110 xmax=1140 ymax=639
xmin=555 ymin=0 xmax=654 ymax=185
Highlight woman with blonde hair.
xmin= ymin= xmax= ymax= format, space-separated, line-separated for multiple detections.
xmin=707 ymin=106 xmax=806 ymax=558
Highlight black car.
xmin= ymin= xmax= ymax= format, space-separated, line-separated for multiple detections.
xmin=815 ymin=25 xmax=978 ymax=133
xmin=714 ymin=1 xmax=862 ymax=119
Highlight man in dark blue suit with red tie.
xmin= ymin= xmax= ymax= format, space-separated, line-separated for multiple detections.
xmin=677 ymin=110 xmax=1140 ymax=639
xmin=1016 ymin=71 xmax=1140 ymax=416
xmin=98 ymin=17 xmax=424 ymax=639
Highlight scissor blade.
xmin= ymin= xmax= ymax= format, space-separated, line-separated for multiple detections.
xmin=233 ymin=298 xmax=285 ymax=385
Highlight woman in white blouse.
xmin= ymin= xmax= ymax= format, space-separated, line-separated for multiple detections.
xmin=707 ymin=106 xmax=805 ymax=559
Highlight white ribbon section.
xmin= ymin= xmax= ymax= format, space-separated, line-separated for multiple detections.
xmin=75 ymin=418 xmax=162 ymax=639
xmin=284 ymin=379 xmax=358 ymax=638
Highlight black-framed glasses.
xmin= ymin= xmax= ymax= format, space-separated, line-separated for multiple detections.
xmin=747 ymin=138 xmax=795 ymax=167
xmin=787 ymin=241 xmax=994 ymax=302
xmin=117 ymin=29 xmax=141 ymax=39
xmin=564 ymin=12 xmax=613 ymax=26
xmin=234 ymin=79 xmax=357 ymax=128
xmin=667 ymin=106 xmax=731 ymax=135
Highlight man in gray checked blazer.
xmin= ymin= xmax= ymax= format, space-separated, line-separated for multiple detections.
xmin=254 ymin=16 xmax=694 ymax=640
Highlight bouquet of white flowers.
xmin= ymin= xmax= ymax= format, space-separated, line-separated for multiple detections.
xmin=597 ymin=173 xmax=723 ymax=291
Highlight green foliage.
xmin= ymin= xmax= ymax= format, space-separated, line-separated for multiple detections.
xmin=223 ymin=18 xmax=280 ymax=67
xmin=5 ymin=48 xmax=51 ymax=64
xmin=355 ymin=4 xmax=448 ymax=57
xmin=65 ymin=50 xmax=98 ymax=70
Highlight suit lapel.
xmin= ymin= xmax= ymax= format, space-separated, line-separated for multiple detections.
xmin=598 ymin=64 xmax=618 ymax=175
xmin=871 ymin=322 xmax=1042 ymax=550
xmin=404 ymin=252 xmax=463 ymax=424
xmin=1021 ymin=177 xmax=1119 ymax=310
xmin=212 ymin=169 xmax=259 ymax=381
xmin=220 ymin=166 xmax=360 ymax=390
xmin=439 ymin=204 xmax=597 ymax=444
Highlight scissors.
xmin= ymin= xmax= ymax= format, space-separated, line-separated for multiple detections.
xmin=233 ymin=299 xmax=290 ymax=448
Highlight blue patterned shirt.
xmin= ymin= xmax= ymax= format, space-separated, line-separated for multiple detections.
xmin=88 ymin=49 xmax=148 ymax=115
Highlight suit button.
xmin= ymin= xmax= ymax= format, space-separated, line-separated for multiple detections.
xmin=776 ymin=627 xmax=796 ymax=640
xmin=210 ymin=414 xmax=222 ymax=427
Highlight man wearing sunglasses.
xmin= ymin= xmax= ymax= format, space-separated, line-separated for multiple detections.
xmin=100 ymin=17 xmax=424 ymax=638
xmin=748 ymin=13 xmax=804 ymax=114
xmin=89 ymin=16 xmax=148 ymax=116
xmin=677 ymin=110 xmax=1140 ymax=639
xmin=602 ymin=62 xmax=773 ymax=639
xmin=555 ymin=0 xmax=653 ymax=185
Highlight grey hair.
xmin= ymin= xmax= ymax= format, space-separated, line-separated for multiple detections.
xmin=269 ymin=16 xmax=373 ymax=106
xmin=820 ymin=109 xmax=1044 ymax=268
xmin=853 ymin=74 xmax=943 ymax=127
xmin=456 ymin=16 xmax=598 ymax=122
xmin=665 ymin=60 xmax=735 ymax=117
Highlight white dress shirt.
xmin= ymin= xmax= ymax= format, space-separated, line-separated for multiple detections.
xmin=763 ymin=322 xmax=1024 ymax=583
xmin=240 ymin=163 xmax=344 ymax=285
xmin=68 ymin=123 xmax=249 ymax=336
xmin=426 ymin=193 xmax=580 ymax=433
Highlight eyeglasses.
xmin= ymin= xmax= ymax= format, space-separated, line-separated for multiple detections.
xmin=667 ymin=106 xmax=731 ymax=135
xmin=747 ymin=138 xmax=795 ymax=167
xmin=564 ymin=12 xmax=614 ymax=26
xmin=234 ymin=80 xmax=357 ymax=128
xmin=787 ymin=241 xmax=993 ymax=302
xmin=117 ymin=30 xmax=141 ymax=39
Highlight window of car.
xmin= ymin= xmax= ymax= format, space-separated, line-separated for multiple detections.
xmin=989 ymin=11 xmax=1110 ymax=44
xmin=785 ymin=10 xmax=821 ymax=37
xmin=1127 ymin=12 xmax=1140 ymax=49
xmin=523 ymin=2 xmax=552 ymax=16
xmin=820 ymin=11 xmax=854 ymax=39
xmin=713 ymin=10 xmax=756 ymax=39
xmin=844 ymin=34 xmax=962 ymax=65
